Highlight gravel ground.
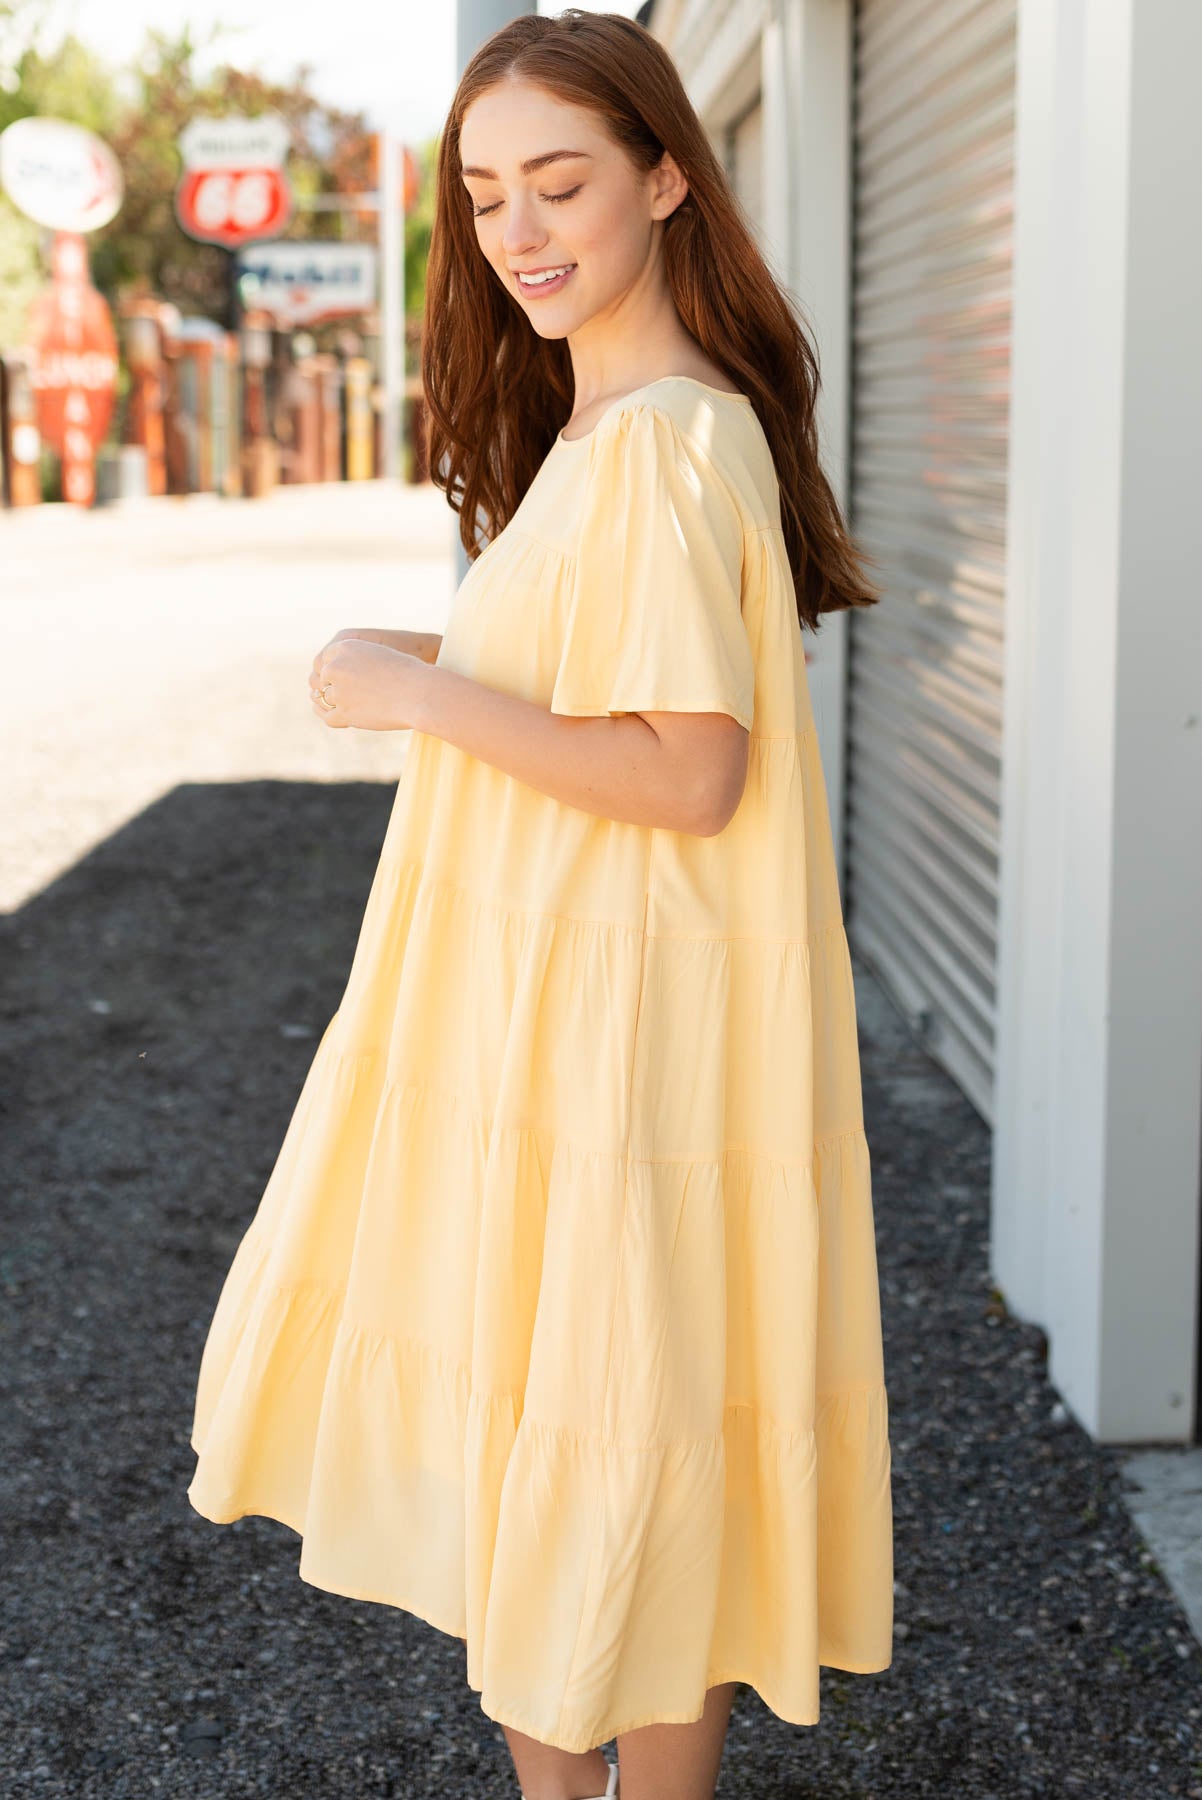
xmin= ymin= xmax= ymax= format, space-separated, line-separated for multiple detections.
xmin=2 ymin=491 xmax=1200 ymax=1797
xmin=3 ymin=788 xmax=1200 ymax=1798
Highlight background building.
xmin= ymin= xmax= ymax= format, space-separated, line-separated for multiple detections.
xmin=643 ymin=0 xmax=1202 ymax=1446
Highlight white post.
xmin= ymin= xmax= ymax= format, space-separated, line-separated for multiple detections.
xmin=450 ymin=1 xmax=537 ymax=579
xmin=992 ymin=0 xmax=1202 ymax=1441
xmin=457 ymin=0 xmax=534 ymax=70
xmin=774 ymin=0 xmax=854 ymax=901
xmin=379 ymin=124 xmax=403 ymax=481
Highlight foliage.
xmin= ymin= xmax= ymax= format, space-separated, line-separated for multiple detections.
xmin=1 ymin=30 xmax=121 ymax=139
xmin=0 ymin=192 xmax=39 ymax=348
xmin=406 ymin=136 xmax=437 ymax=324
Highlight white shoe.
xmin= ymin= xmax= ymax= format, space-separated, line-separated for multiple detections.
xmin=521 ymin=1759 xmax=619 ymax=1800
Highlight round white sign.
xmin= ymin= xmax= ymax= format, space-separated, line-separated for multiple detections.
xmin=0 ymin=117 xmax=123 ymax=232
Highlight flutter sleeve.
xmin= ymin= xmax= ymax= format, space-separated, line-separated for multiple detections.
xmin=549 ymin=401 xmax=756 ymax=730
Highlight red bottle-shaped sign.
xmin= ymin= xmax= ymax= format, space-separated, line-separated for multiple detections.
xmin=174 ymin=114 xmax=293 ymax=250
xmin=26 ymin=233 xmax=118 ymax=507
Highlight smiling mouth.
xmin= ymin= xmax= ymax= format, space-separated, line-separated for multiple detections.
xmin=514 ymin=264 xmax=577 ymax=293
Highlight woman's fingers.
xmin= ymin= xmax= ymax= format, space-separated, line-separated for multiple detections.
xmin=309 ymin=644 xmax=337 ymax=697
xmin=309 ymin=650 xmax=336 ymax=719
xmin=310 ymin=683 xmax=341 ymax=726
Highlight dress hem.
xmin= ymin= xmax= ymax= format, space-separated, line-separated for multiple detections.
xmin=184 ymin=1475 xmax=893 ymax=1753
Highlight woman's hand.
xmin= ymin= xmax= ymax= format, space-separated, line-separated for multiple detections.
xmin=326 ymin=626 xmax=443 ymax=661
xmin=327 ymin=627 xmax=395 ymax=650
xmin=309 ymin=635 xmax=427 ymax=732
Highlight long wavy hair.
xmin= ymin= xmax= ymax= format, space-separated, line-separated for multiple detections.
xmin=422 ymin=9 xmax=879 ymax=633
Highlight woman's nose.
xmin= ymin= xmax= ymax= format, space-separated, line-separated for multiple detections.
xmin=500 ymin=198 xmax=545 ymax=256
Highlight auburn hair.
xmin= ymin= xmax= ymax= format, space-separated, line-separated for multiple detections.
xmin=422 ymin=8 xmax=880 ymax=633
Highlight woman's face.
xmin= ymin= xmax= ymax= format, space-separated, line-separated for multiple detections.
xmin=458 ymin=77 xmax=686 ymax=339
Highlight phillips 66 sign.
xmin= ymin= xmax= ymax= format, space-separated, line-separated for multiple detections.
xmin=175 ymin=114 xmax=293 ymax=249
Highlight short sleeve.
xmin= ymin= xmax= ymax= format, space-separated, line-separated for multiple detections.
xmin=550 ymin=402 xmax=756 ymax=730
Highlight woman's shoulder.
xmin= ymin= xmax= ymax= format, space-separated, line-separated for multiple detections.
xmin=589 ymin=373 xmax=753 ymax=443
xmin=586 ymin=375 xmax=781 ymax=533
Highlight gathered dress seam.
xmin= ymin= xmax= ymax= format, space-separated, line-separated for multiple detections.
xmin=496 ymin=516 xmax=786 ymax=564
xmin=371 ymin=857 xmax=843 ymax=946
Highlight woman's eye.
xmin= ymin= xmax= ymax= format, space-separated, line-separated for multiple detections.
xmin=471 ymin=184 xmax=582 ymax=219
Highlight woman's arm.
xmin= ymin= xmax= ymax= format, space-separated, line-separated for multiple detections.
xmin=413 ymin=662 xmax=748 ymax=837
xmin=309 ymin=640 xmax=748 ymax=836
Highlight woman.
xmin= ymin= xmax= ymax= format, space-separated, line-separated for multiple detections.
xmin=187 ymin=12 xmax=894 ymax=1800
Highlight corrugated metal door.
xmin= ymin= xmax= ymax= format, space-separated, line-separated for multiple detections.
xmin=845 ymin=0 xmax=1017 ymax=1122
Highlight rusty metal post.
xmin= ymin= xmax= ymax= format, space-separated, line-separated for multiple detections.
xmin=0 ymin=353 xmax=42 ymax=507
xmin=120 ymin=301 xmax=168 ymax=497
xmin=238 ymin=309 xmax=277 ymax=498
xmin=344 ymin=356 xmax=374 ymax=480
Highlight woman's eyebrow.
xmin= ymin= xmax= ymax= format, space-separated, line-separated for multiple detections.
xmin=460 ymin=149 xmax=593 ymax=180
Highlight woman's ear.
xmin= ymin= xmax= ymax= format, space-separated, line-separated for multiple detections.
xmin=649 ymin=151 xmax=689 ymax=222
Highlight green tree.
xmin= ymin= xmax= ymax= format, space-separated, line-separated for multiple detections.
xmin=2 ymin=32 xmax=121 ymax=137
xmin=0 ymin=194 xmax=39 ymax=348
xmin=405 ymin=133 xmax=437 ymax=323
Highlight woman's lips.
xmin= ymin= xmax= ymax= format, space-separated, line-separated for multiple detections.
xmin=514 ymin=264 xmax=576 ymax=298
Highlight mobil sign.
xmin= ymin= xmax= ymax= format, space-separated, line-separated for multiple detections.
xmin=236 ymin=244 xmax=378 ymax=326
xmin=175 ymin=113 xmax=293 ymax=249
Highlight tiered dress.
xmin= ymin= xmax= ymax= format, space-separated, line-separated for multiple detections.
xmin=187 ymin=375 xmax=894 ymax=1753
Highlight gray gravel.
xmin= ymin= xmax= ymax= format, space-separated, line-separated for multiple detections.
xmin=2 ymin=773 xmax=1201 ymax=1798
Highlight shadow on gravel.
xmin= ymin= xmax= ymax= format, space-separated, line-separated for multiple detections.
xmin=0 ymin=780 xmax=1199 ymax=1799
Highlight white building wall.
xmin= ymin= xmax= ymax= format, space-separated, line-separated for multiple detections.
xmin=992 ymin=0 xmax=1202 ymax=1442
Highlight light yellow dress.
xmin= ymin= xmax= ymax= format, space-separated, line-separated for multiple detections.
xmin=187 ymin=374 xmax=893 ymax=1752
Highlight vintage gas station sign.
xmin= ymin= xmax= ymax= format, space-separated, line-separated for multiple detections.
xmin=25 ymin=234 xmax=118 ymax=506
xmin=0 ymin=116 xmax=123 ymax=232
xmin=175 ymin=114 xmax=294 ymax=249
xmin=236 ymin=243 xmax=377 ymax=325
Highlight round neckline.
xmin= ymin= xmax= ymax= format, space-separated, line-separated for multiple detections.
xmin=555 ymin=375 xmax=754 ymax=446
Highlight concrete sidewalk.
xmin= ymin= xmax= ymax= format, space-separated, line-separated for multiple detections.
xmin=1119 ymin=1453 xmax=1202 ymax=1650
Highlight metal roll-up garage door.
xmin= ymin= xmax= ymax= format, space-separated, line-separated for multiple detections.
xmin=845 ymin=0 xmax=1017 ymax=1123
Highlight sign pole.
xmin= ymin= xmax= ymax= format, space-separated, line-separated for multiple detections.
xmin=379 ymin=126 xmax=403 ymax=482
xmin=226 ymin=246 xmax=242 ymax=336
